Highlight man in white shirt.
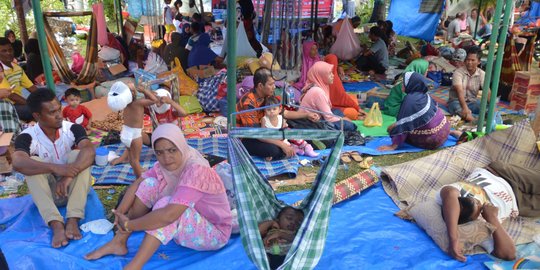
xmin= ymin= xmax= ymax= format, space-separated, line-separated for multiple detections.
xmin=12 ymin=89 xmax=95 ymax=248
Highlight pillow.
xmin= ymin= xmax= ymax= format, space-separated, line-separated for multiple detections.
xmin=407 ymin=199 xmax=496 ymax=255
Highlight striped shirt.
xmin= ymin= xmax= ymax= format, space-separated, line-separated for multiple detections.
xmin=0 ymin=62 xmax=34 ymax=103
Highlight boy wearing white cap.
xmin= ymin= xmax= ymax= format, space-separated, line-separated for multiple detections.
xmin=149 ymin=88 xmax=187 ymax=125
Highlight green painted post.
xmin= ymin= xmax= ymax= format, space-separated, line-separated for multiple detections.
xmin=226 ymin=0 xmax=237 ymax=126
xmin=476 ymin=0 xmax=504 ymax=131
xmin=31 ymin=0 xmax=55 ymax=92
xmin=485 ymin=0 xmax=513 ymax=133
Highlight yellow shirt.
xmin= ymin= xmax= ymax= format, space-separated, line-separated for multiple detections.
xmin=0 ymin=62 xmax=34 ymax=103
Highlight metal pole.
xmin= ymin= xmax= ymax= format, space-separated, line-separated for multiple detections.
xmin=473 ymin=0 xmax=483 ymax=39
xmin=31 ymin=0 xmax=55 ymax=92
xmin=485 ymin=0 xmax=513 ymax=134
xmin=476 ymin=0 xmax=505 ymax=131
xmin=226 ymin=0 xmax=237 ymax=126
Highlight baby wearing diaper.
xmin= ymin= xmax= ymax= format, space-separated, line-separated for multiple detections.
xmin=107 ymin=81 xmax=158 ymax=178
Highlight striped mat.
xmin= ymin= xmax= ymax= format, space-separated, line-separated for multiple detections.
xmin=91 ymin=137 xmax=299 ymax=185
xmin=429 ymin=87 xmax=518 ymax=115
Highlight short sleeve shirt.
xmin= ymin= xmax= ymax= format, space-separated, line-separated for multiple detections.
xmin=0 ymin=62 xmax=34 ymax=102
xmin=449 ymin=67 xmax=485 ymax=104
xmin=14 ymin=121 xmax=88 ymax=164
xmin=370 ymin=39 xmax=389 ymax=68
xmin=447 ymin=19 xmax=460 ymax=39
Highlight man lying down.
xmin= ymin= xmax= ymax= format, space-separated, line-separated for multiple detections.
xmin=437 ymin=161 xmax=540 ymax=262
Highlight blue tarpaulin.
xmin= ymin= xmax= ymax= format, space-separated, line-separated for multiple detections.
xmin=387 ymin=0 xmax=444 ymax=41
xmin=0 ymin=182 xmax=495 ymax=269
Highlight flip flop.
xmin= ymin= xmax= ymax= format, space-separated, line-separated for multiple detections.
xmin=348 ymin=151 xmax=363 ymax=162
xmin=340 ymin=153 xmax=352 ymax=163
xmin=359 ymin=157 xmax=373 ymax=169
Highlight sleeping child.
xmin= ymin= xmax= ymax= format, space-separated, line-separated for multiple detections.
xmin=261 ymin=96 xmax=318 ymax=158
xmin=107 ymin=81 xmax=158 ymax=179
xmin=258 ymin=206 xmax=304 ymax=269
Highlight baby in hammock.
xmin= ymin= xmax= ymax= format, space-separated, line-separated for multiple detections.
xmin=261 ymin=96 xmax=318 ymax=158
xmin=259 ymin=206 xmax=304 ymax=268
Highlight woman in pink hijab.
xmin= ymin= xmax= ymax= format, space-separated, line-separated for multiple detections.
xmin=85 ymin=124 xmax=232 ymax=268
xmin=300 ymin=61 xmax=358 ymax=131
xmin=293 ymin=41 xmax=320 ymax=90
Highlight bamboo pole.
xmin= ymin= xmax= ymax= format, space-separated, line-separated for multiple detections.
xmin=226 ymin=0 xmax=237 ymax=126
xmin=485 ymin=0 xmax=514 ymax=133
xmin=476 ymin=0 xmax=505 ymax=131
xmin=31 ymin=0 xmax=55 ymax=92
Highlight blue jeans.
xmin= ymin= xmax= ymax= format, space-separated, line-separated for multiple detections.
xmin=448 ymin=100 xmax=481 ymax=115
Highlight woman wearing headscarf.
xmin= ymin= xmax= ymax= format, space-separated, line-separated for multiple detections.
xmin=378 ymin=72 xmax=450 ymax=151
xmin=4 ymin=30 xmax=23 ymax=61
xmin=383 ymin=59 xmax=429 ymax=117
xmin=186 ymin=22 xmax=218 ymax=68
xmin=324 ymin=54 xmax=366 ymax=120
xmin=293 ymin=41 xmax=320 ymax=90
xmin=300 ymin=61 xmax=357 ymax=131
xmin=85 ymin=124 xmax=232 ymax=268
xmin=24 ymin=38 xmax=43 ymax=83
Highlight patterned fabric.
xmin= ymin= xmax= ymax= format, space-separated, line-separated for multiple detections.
xmin=0 ymin=100 xmax=21 ymax=135
xmin=43 ymin=14 xmax=97 ymax=85
xmin=197 ymin=71 xmax=226 ymax=112
xmin=381 ymin=120 xmax=540 ymax=253
xmin=146 ymin=196 xmax=229 ymax=250
xmin=0 ymin=63 xmax=34 ymax=102
xmin=92 ymin=137 xmax=300 ymax=185
xmin=236 ymin=91 xmax=265 ymax=127
xmin=228 ymin=127 xmax=344 ymax=270
xmin=392 ymin=108 xmax=450 ymax=150
xmin=429 ymin=86 xmax=517 ymax=115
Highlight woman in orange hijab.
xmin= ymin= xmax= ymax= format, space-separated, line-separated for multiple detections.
xmin=324 ymin=54 xmax=366 ymax=120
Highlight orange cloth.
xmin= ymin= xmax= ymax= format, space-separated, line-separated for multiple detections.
xmin=324 ymin=54 xmax=360 ymax=113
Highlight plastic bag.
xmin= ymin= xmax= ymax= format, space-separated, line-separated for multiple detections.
xmin=364 ymin=102 xmax=383 ymax=127
xmin=71 ymin=52 xmax=84 ymax=74
xmin=215 ymin=162 xmax=237 ymax=211
xmin=330 ymin=18 xmax=362 ymax=61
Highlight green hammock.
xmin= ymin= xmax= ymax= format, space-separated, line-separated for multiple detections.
xmin=228 ymin=127 xmax=344 ymax=270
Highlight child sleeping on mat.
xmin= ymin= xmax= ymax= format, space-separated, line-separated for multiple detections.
xmin=258 ymin=206 xmax=304 ymax=269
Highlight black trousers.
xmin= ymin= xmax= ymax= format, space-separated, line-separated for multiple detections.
xmin=242 ymin=138 xmax=285 ymax=161
xmin=14 ymin=104 xmax=33 ymax=122
xmin=357 ymin=54 xmax=387 ymax=75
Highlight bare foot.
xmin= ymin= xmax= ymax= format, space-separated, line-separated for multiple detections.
xmin=65 ymin=218 xmax=82 ymax=240
xmin=110 ymin=152 xmax=129 ymax=166
xmin=50 ymin=220 xmax=68 ymax=248
xmin=84 ymin=236 xmax=129 ymax=260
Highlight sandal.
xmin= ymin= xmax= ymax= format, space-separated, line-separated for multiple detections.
xmin=340 ymin=153 xmax=352 ymax=163
xmin=359 ymin=157 xmax=373 ymax=169
xmin=348 ymin=151 xmax=363 ymax=162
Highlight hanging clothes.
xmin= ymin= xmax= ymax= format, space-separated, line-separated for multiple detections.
xmin=93 ymin=3 xmax=108 ymax=46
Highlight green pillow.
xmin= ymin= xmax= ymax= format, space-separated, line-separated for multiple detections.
xmin=178 ymin=95 xmax=203 ymax=114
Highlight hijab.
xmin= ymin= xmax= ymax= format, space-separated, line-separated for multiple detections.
xmin=303 ymin=61 xmax=333 ymax=97
xmin=294 ymin=41 xmax=320 ymax=90
xmin=383 ymin=59 xmax=429 ymax=117
xmin=390 ymin=72 xmax=437 ymax=136
xmin=324 ymin=54 xmax=359 ymax=111
xmin=151 ymin=124 xmax=209 ymax=196
xmin=187 ymin=32 xmax=217 ymax=68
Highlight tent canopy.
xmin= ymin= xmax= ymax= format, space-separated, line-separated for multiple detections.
xmin=387 ymin=0 xmax=445 ymax=41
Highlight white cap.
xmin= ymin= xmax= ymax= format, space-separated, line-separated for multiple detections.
xmin=151 ymin=89 xmax=172 ymax=114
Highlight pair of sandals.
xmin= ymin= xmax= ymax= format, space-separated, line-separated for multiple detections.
xmin=341 ymin=151 xmax=373 ymax=169
xmin=340 ymin=151 xmax=363 ymax=163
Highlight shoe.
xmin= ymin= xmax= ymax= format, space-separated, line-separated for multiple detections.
xmin=303 ymin=144 xmax=319 ymax=158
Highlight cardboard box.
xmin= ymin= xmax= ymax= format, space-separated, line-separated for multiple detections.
xmin=109 ymin=63 xmax=127 ymax=76
xmin=512 ymin=71 xmax=540 ymax=96
xmin=511 ymin=92 xmax=539 ymax=107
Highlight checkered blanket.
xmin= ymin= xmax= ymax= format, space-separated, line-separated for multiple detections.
xmin=92 ymin=137 xmax=300 ymax=185
xmin=381 ymin=120 xmax=540 ymax=248
xmin=429 ymin=87 xmax=518 ymax=115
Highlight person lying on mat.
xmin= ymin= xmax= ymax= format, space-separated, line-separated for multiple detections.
xmin=236 ymin=67 xmax=320 ymax=161
xmin=12 ymin=89 xmax=95 ymax=248
xmin=437 ymin=161 xmax=540 ymax=262
xmin=378 ymin=72 xmax=450 ymax=151
xmin=259 ymin=206 xmax=304 ymax=269
xmin=0 ymin=37 xmax=38 ymax=122
xmin=447 ymin=46 xmax=490 ymax=122
xmin=85 ymin=124 xmax=232 ymax=269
